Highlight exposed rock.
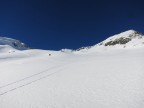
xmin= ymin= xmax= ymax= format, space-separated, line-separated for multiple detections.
xmin=105 ymin=37 xmax=131 ymax=46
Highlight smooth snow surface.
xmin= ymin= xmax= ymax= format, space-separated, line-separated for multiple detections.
xmin=0 ymin=30 xmax=144 ymax=108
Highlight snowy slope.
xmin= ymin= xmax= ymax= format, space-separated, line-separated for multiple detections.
xmin=0 ymin=30 xmax=144 ymax=108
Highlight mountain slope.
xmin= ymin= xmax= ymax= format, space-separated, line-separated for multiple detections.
xmin=98 ymin=30 xmax=144 ymax=47
xmin=0 ymin=30 xmax=144 ymax=108
xmin=77 ymin=30 xmax=144 ymax=52
xmin=0 ymin=37 xmax=28 ymax=51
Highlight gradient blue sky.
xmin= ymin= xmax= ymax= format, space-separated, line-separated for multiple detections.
xmin=0 ymin=0 xmax=144 ymax=50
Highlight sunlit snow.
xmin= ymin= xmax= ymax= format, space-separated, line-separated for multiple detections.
xmin=0 ymin=30 xmax=144 ymax=108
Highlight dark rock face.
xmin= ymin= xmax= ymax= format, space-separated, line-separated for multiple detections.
xmin=12 ymin=42 xmax=18 ymax=47
xmin=76 ymin=46 xmax=91 ymax=51
xmin=105 ymin=37 xmax=131 ymax=46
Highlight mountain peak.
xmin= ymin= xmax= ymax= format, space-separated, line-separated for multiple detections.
xmin=119 ymin=29 xmax=138 ymax=35
xmin=111 ymin=29 xmax=143 ymax=38
xmin=0 ymin=37 xmax=29 ymax=50
xmin=98 ymin=30 xmax=144 ymax=47
xmin=77 ymin=30 xmax=144 ymax=52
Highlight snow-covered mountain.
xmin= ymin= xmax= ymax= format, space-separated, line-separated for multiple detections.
xmin=0 ymin=30 xmax=144 ymax=108
xmin=98 ymin=30 xmax=144 ymax=47
xmin=0 ymin=37 xmax=28 ymax=51
xmin=77 ymin=30 xmax=144 ymax=52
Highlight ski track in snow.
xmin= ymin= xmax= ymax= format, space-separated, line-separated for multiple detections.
xmin=0 ymin=68 xmax=63 ymax=96
xmin=0 ymin=63 xmax=73 ymax=96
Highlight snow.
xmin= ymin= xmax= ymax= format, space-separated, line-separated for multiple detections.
xmin=0 ymin=37 xmax=28 ymax=50
xmin=77 ymin=30 xmax=144 ymax=53
xmin=98 ymin=30 xmax=144 ymax=47
xmin=0 ymin=30 xmax=144 ymax=108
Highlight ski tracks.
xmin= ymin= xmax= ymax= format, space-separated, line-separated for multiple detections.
xmin=0 ymin=63 xmax=71 ymax=96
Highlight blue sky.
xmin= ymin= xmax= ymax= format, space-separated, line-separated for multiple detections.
xmin=0 ymin=0 xmax=144 ymax=50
